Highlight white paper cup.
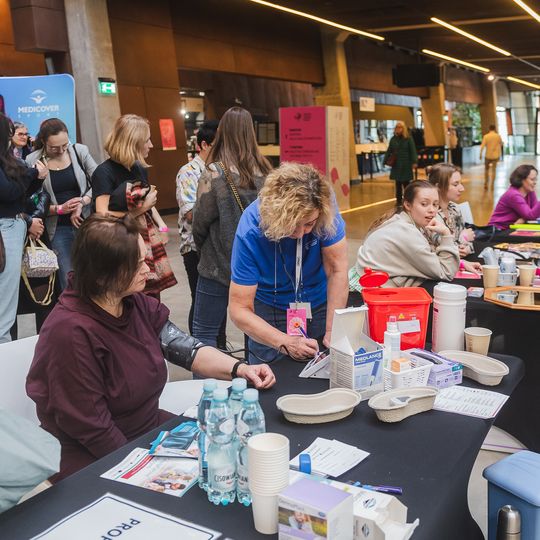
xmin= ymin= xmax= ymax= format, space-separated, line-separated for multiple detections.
xmin=517 ymin=290 xmax=534 ymax=305
xmin=464 ymin=327 xmax=492 ymax=356
xmin=518 ymin=265 xmax=536 ymax=287
xmin=482 ymin=265 xmax=499 ymax=289
xmin=248 ymin=433 xmax=289 ymax=454
xmin=251 ymin=493 xmax=280 ymax=535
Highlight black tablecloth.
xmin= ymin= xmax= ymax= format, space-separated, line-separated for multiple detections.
xmin=0 ymin=355 xmax=523 ymax=540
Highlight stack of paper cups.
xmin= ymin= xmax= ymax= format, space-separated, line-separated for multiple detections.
xmin=248 ymin=433 xmax=290 ymax=535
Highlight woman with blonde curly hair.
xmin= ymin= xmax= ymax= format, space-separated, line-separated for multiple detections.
xmin=229 ymin=162 xmax=348 ymax=364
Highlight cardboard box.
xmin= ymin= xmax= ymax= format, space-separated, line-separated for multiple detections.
xmin=330 ymin=307 xmax=384 ymax=400
xmin=289 ymin=472 xmax=419 ymax=540
xmin=405 ymin=349 xmax=463 ymax=389
xmin=279 ymin=478 xmax=353 ymax=539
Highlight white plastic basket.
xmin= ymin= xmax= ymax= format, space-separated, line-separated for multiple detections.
xmin=383 ymin=355 xmax=432 ymax=390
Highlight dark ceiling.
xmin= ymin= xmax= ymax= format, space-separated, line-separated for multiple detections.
xmin=276 ymin=0 xmax=540 ymax=85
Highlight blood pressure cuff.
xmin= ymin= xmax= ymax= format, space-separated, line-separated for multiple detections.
xmin=159 ymin=320 xmax=206 ymax=372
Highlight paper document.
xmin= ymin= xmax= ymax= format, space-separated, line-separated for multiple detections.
xmin=101 ymin=447 xmax=198 ymax=498
xmin=434 ymin=386 xmax=509 ymax=419
xmin=290 ymin=437 xmax=369 ymax=478
xmin=31 ymin=493 xmax=221 ymax=539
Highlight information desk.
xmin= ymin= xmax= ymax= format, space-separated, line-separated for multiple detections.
xmin=0 ymin=355 xmax=523 ymax=540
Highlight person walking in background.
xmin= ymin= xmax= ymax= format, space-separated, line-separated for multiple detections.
xmin=384 ymin=122 xmax=417 ymax=206
xmin=11 ymin=122 xmax=33 ymax=160
xmin=92 ymin=114 xmax=177 ymax=298
xmin=0 ymin=113 xmax=47 ymax=343
xmin=192 ymin=107 xmax=272 ymax=348
xmin=26 ymin=118 xmax=97 ymax=291
xmin=175 ymin=120 xmax=225 ymax=346
xmin=479 ymin=124 xmax=503 ymax=189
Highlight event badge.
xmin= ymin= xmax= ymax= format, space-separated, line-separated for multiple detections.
xmin=290 ymin=301 xmax=312 ymax=319
xmin=287 ymin=308 xmax=307 ymax=335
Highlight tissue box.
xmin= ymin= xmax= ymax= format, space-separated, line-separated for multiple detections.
xmin=279 ymin=478 xmax=353 ymax=540
xmin=330 ymin=307 xmax=385 ymax=400
xmin=406 ymin=349 xmax=462 ymax=389
xmin=288 ymin=472 xmax=419 ymax=540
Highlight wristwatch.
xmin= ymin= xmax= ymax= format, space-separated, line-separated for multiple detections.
xmin=231 ymin=360 xmax=247 ymax=379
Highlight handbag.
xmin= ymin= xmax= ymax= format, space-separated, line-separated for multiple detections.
xmin=22 ymin=238 xmax=59 ymax=278
xmin=218 ymin=161 xmax=245 ymax=212
xmin=464 ymin=223 xmax=499 ymax=243
xmin=384 ymin=152 xmax=397 ymax=168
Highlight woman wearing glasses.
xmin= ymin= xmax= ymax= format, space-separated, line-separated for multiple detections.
xmin=10 ymin=122 xmax=33 ymax=160
xmin=26 ymin=118 xmax=97 ymax=290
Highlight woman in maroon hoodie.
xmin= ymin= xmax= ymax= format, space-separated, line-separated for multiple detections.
xmin=26 ymin=214 xmax=275 ymax=481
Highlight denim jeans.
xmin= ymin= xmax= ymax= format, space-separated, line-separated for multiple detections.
xmin=248 ymin=300 xmax=327 ymax=365
xmin=192 ymin=276 xmax=229 ymax=348
xmin=0 ymin=218 xmax=26 ymax=343
xmin=51 ymin=225 xmax=76 ymax=291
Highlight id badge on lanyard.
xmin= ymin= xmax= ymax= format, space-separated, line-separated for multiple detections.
xmin=288 ymin=238 xmax=312 ymax=321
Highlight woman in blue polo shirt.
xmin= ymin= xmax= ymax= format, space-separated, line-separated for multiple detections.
xmin=229 ymin=162 xmax=348 ymax=364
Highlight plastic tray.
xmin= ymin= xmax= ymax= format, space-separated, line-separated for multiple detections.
xmin=368 ymin=386 xmax=438 ymax=423
xmin=383 ymin=355 xmax=432 ymax=390
xmin=276 ymin=388 xmax=361 ymax=424
xmin=439 ymin=350 xmax=509 ymax=386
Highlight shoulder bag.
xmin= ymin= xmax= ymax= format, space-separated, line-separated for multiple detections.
xmin=21 ymin=238 xmax=58 ymax=306
xmin=218 ymin=161 xmax=245 ymax=212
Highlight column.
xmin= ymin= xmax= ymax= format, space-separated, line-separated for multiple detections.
xmin=314 ymin=27 xmax=359 ymax=180
xmin=479 ymin=78 xmax=498 ymax=135
xmin=421 ymin=83 xmax=446 ymax=146
xmin=64 ymin=0 xmax=121 ymax=162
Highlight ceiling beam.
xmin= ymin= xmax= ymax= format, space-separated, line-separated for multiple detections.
xmin=469 ymin=55 xmax=540 ymax=62
xmin=368 ymin=15 xmax=530 ymax=33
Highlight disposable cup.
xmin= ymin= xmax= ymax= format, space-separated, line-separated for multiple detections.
xmin=482 ymin=265 xmax=499 ymax=289
xmin=464 ymin=327 xmax=492 ymax=356
xmin=248 ymin=433 xmax=289 ymax=454
xmin=251 ymin=493 xmax=280 ymax=535
xmin=517 ymin=291 xmax=534 ymax=305
xmin=518 ymin=265 xmax=536 ymax=287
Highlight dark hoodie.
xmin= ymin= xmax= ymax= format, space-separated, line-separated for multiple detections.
xmin=26 ymin=281 xmax=175 ymax=482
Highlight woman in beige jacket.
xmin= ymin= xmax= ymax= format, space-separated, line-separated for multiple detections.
xmin=356 ymin=181 xmax=459 ymax=287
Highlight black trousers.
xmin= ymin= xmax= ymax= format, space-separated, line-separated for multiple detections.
xmin=182 ymin=250 xmax=226 ymax=349
xmin=395 ymin=180 xmax=410 ymax=205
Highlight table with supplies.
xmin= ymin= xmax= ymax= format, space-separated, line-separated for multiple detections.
xmin=0 ymin=354 xmax=523 ymax=540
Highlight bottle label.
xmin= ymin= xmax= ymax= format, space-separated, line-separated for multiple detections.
xmin=211 ymin=466 xmax=235 ymax=491
xmin=219 ymin=419 xmax=235 ymax=435
xmin=237 ymin=464 xmax=248 ymax=491
xmin=236 ymin=419 xmax=249 ymax=437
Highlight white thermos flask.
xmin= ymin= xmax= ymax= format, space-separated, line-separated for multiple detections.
xmin=431 ymin=283 xmax=467 ymax=352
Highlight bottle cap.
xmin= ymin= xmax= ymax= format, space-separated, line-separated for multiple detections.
xmin=387 ymin=315 xmax=398 ymax=332
xmin=243 ymin=388 xmax=259 ymax=402
xmin=203 ymin=379 xmax=217 ymax=391
xmin=213 ymin=388 xmax=228 ymax=401
xmin=231 ymin=378 xmax=247 ymax=391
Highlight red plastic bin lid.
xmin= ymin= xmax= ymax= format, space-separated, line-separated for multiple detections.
xmin=359 ymin=268 xmax=389 ymax=288
xmin=360 ymin=268 xmax=432 ymax=304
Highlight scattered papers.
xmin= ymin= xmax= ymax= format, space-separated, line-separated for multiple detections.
xmin=31 ymin=493 xmax=221 ymax=540
xmin=183 ymin=404 xmax=198 ymax=419
xmin=433 ymin=386 xmax=509 ymax=419
xmin=149 ymin=421 xmax=199 ymax=458
xmin=290 ymin=437 xmax=369 ymax=478
xmin=101 ymin=447 xmax=197 ymax=498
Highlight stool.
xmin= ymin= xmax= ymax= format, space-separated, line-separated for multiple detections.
xmin=483 ymin=451 xmax=540 ymax=540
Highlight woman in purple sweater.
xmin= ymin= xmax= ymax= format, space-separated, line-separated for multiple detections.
xmin=26 ymin=214 xmax=275 ymax=481
xmin=488 ymin=165 xmax=540 ymax=229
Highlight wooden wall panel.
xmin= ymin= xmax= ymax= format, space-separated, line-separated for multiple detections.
xmin=445 ymin=66 xmax=483 ymax=104
xmin=346 ymin=40 xmax=430 ymax=99
xmin=354 ymin=104 xmax=415 ymax=126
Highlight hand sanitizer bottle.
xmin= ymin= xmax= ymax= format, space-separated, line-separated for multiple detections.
xmin=383 ymin=316 xmax=401 ymax=369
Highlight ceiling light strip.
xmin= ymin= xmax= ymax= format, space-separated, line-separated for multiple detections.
xmin=421 ymin=49 xmax=490 ymax=72
xmin=511 ymin=0 xmax=540 ymax=24
xmin=246 ymin=0 xmax=384 ymax=41
xmin=507 ymin=76 xmax=540 ymax=89
xmin=430 ymin=17 xmax=511 ymax=56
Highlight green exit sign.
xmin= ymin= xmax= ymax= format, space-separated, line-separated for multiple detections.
xmin=98 ymin=79 xmax=117 ymax=95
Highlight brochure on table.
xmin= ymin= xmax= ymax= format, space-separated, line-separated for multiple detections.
xmin=330 ymin=306 xmax=384 ymax=400
xmin=30 ymin=493 xmax=221 ymax=539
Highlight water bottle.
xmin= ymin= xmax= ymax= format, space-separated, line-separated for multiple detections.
xmin=236 ymin=389 xmax=266 ymax=506
xmin=229 ymin=378 xmax=247 ymax=421
xmin=197 ymin=379 xmax=217 ymax=491
xmin=207 ymin=388 xmax=236 ymax=505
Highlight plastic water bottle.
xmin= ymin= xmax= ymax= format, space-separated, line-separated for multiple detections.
xmin=197 ymin=379 xmax=217 ymax=491
xmin=236 ymin=388 xmax=266 ymax=506
xmin=229 ymin=378 xmax=247 ymax=421
xmin=207 ymin=388 xmax=236 ymax=505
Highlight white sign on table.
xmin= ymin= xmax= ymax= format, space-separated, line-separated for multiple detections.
xmin=31 ymin=493 xmax=221 ymax=540
xmin=434 ymin=386 xmax=509 ymax=419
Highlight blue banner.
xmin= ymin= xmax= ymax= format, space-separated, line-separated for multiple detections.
xmin=0 ymin=74 xmax=76 ymax=140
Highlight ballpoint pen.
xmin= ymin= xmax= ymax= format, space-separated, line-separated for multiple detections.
xmin=296 ymin=324 xmax=310 ymax=340
xmin=348 ymin=481 xmax=403 ymax=496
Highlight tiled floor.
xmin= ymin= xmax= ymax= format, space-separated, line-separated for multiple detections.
xmin=16 ymin=154 xmax=538 ymax=536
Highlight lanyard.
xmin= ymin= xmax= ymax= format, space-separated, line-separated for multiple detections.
xmin=275 ymin=238 xmax=304 ymax=303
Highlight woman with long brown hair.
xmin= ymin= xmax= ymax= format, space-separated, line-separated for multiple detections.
xmin=192 ymin=107 xmax=272 ymax=348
